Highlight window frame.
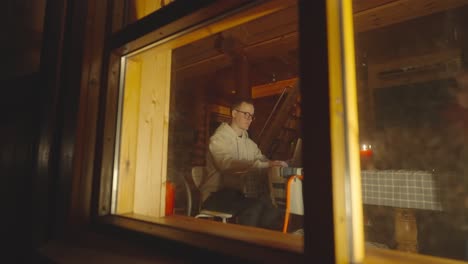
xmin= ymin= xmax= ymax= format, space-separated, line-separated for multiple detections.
xmin=65 ymin=0 xmax=468 ymax=263
xmin=94 ymin=0 xmax=307 ymax=262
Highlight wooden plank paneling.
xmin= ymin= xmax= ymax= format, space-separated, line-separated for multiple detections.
xmin=3 ymin=0 xmax=46 ymax=79
xmin=237 ymin=5 xmax=297 ymax=46
xmin=125 ymin=0 xmax=297 ymax=57
xmin=353 ymin=0 xmax=398 ymax=13
xmin=368 ymin=49 xmax=461 ymax=89
xmin=111 ymin=0 xmax=125 ymax=33
xmin=132 ymin=49 xmax=172 ymax=217
xmin=354 ymin=0 xmax=468 ymax=33
xmin=128 ymin=0 xmax=174 ymax=22
xmin=175 ymin=54 xmax=231 ymax=78
xmin=70 ymin=0 xmax=110 ymax=224
xmin=244 ymin=31 xmax=298 ymax=59
xmin=173 ymin=34 xmax=222 ymax=68
xmin=172 ymin=4 xmax=298 ymax=76
xmin=174 ymin=31 xmax=298 ymax=81
xmin=116 ymin=58 xmax=141 ymax=214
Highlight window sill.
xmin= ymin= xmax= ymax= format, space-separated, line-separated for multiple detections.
xmin=365 ymin=247 xmax=468 ymax=264
xmin=97 ymin=214 xmax=303 ymax=262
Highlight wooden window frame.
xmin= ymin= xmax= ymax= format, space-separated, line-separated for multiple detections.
xmin=94 ymin=0 xmax=306 ymax=262
xmin=63 ymin=0 xmax=468 ymax=263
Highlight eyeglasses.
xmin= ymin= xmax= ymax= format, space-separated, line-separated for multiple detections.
xmin=234 ymin=109 xmax=255 ymax=120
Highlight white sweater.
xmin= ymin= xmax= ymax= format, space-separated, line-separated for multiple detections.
xmin=199 ymin=123 xmax=270 ymax=202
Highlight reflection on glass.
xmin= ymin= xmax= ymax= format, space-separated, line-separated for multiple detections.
xmin=168 ymin=3 xmax=302 ymax=233
xmin=354 ymin=1 xmax=468 ymax=261
xmin=111 ymin=2 xmax=303 ymax=237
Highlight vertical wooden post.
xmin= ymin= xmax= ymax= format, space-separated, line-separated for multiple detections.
xmin=215 ymin=36 xmax=251 ymax=99
xmin=234 ymin=54 xmax=250 ymax=98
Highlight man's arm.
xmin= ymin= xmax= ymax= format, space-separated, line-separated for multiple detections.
xmin=252 ymin=143 xmax=288 ymax=168
xmin=209 ymin=137 xmax=269 ymax=174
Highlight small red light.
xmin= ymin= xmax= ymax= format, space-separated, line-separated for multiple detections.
xmin=360 ymin=149 xmax=373 ymax=157
xmin=360 ymin=144 xmax=373 ymax=157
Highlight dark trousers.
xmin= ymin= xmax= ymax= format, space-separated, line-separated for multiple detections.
xmin=201 ymin=189 xmax=283 ymax=230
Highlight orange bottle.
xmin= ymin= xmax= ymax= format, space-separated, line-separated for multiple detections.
xmin=165 ymin=181 xmax=175 ymax=215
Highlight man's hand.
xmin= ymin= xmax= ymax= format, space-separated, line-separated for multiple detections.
xmin=269 ymin=160 xmax=288 ymax=167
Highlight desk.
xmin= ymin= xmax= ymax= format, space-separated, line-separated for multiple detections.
xmin=268 ymin=168 xmax=444 ymax=250
xmin=268 ymin=167 xmax=303 ymax=209
xmin=268 ymin=168 xmax=444 ymax=249
xmin=362 ymin=170 xmax=442 ymax=252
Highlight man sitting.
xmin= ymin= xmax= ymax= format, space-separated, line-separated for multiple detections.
xmin=199 ymin=98 xmax=288 ymax=230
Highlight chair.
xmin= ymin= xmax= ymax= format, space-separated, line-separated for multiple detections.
xmin=282 ymin=175 xmax=303 ymax=233
xmin=185 ymin=166 xmax=233 ymax=223
xmin=268 ymin=167 xmax=304 ymax=233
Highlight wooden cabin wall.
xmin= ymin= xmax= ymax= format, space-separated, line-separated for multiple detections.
xmin=1 ymin=0 xmax=46 ymax=79
xmin=250 ymin=95 xmax=280 ymax=142
xmin=167 ymin=76 xmax=198 ymax=180
xmin=167 ymin=73 xmax=206 ymax=213
xmin=355 ymin=5 xmax=468 ymax=141
xmin=167 ymin=63 xmax=243 ymax=209
xmin=0 ymin=0 xmax=46 ymax=262
xmin=355 ymin=6 xmax=468 ymax=170
xmin=356 ymin=6 xmax=468 ymax=260
xmin=165 ymin=73 xmax=235 ymax=214
xmin=1 ymin=75 xmax=41 ymax=262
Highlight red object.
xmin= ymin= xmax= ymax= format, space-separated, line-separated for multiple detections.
xmin=360 ymin=149 xmax=373 ymax=157
xmin=165 ymin=181 xmax=175 ymax=216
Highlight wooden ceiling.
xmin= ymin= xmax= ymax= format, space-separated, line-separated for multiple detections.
xmin=172 ymin=0 xmax=468 ymax=90
xmin=173 ymin=4 xmax=298 ymax=86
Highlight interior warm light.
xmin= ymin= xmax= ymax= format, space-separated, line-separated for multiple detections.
xmin=360 ymin=144 xmax=373 ymax=157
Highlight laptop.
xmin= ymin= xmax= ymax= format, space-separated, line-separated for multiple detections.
xmin=281 ymin=138 xmax=303 ymax=176
xmin=289 ymin=138 xmax=302 ymax=168
xmin=269 ymin=138 xmax=303 ymax=207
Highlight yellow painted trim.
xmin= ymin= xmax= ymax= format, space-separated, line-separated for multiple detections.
xmin=327 ymin=0 xmax=364 ymax=263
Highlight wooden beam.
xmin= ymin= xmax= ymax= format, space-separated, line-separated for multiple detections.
xmin=175 ymin=31 xmax=297 ymax=77
xmin=367 ymin=49 xmax=461 ymax=89
xmin=244 ymin=31 xmax=298 ymax=53
xmin=352 ymin=0 xmax=398 ymax=13
xmin=207 ymin=104 xmax=231 ymax=116
xmin=234 ymin=54 xmax=250 ymax=98
xmin=251 ymin=77 xmax=297 ymax=98
xmin=215 ymin=35 xmax=251 ymax=97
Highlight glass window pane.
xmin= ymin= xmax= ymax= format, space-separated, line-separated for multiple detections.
xmin=110 ymin=1 xmax=304 ymax=240
xmin=354 ymin=1 xmax=468 ymax=261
